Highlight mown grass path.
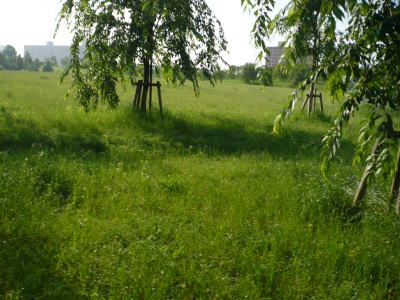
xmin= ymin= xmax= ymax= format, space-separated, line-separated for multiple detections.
xmin=1 ymin=71 xmax=399 ymax=298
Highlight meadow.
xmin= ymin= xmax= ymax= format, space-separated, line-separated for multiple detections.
xmin=1 ymin=70 xmax=400 ymax=299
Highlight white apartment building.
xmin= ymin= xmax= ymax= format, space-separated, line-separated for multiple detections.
xmin=24 ymin=42 xmax=70 ymax=63
xmin=24 ymin=41 xmax=85 ymax=63
xmin=265 ymin=46 xmax=286 ymax=68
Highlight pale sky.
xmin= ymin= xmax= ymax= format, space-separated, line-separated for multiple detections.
xmin=0 ymin=0 xmax=288 ymax=65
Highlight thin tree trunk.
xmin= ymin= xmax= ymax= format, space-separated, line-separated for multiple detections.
xmin=149 ymin=58 xmax=153 ymax=110
xmin=313 ymin=87 xmax=316 ymax=111
xmin=157 ymin=81 xmax=163 ymax=115
xmin=353 ymin=137 xmax=382 ymax=206
xmin=140 ymin=57 xmax=150 ymax=112
xmin=133 ymin=81 xmax=140 ymax=109
xmin=308 ymin=82 xmax=314 ymax=116
xmin=140 ymin=21 xmax=155 ymax=112
xmin=136 ymin=81 xmax=143 ymax=109
xmin=302 ymin=95 xmax=309 ymax=111
xmin=390 ymin=143 xmax=400 ymax=208
xmin=319 ymin=92 xmax=323 ymax=112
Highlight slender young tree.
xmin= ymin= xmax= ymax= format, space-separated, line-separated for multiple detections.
xmin=269 ymin=0 xmax=339 ymax=114
xmin=245 ymin=0 xmax=400 ymax=213
xmin=16 ymin=55 xmax=24 ymax=70
xmin=24 ymin=52 xmax=33 ymax=70
xmin=57 ymin=0 xmax=227 ymax=112
xmin=320 ymin=0 xmax=400 ymax=211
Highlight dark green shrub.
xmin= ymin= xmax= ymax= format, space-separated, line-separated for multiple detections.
xmin=258 ymin=66 xmax=274 ymax=86
xmin=240 ymin=63 xmax=258 ymax=84
xmin=42 ymin=59 xmax=54 ymax=72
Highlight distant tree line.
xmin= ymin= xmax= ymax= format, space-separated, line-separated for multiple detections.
xmin=208 ymin=63 xmax=312 ymax=87
xmin=0 ymin=43 xmax=310 ymax=86
xmin=0 ymin=45 xmax=64 ymax=72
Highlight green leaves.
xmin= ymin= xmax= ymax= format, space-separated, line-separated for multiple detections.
xmin=57 ymin=0 xmax=227 ymax=111
xmin=272 ymin=90 xmax=299 ymax=136
xmin=242 ymin=0 xmax=275 ymax=54
xmin=250 ymin=0 xmax=400 ymax=186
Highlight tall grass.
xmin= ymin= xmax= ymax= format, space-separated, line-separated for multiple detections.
xmin=0 ymin=70 xmax=399 ymax=299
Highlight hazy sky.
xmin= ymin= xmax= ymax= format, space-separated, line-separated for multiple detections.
xmin=0 ymin=0 xmax=288 ymax=65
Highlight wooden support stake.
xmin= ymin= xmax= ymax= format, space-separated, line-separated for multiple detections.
xmin=319 ymin=92 xmax=324 ymax=112
xmin=308 ymin=92 xmax=313 ymax=116
xmin=136 ymin=81 xmax=143 ymax=109
xmin=313 ymin=93 xmax=317 ymax=111
xmin=133 ymin=80 xmax=143 ymax=110
xmin=302 ymin=95 xmax=309 ymax=111
xmin=353 ymin=138 xmax=382 ymax=206
xmin=157 ymin=81 xmax=163 ymax=115
xmin=133 ymin=83 xmax=140 ymax=109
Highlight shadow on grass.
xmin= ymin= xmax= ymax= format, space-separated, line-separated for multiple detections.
xmin=0 ymin=230 xmax=79 ymax=298
xmin=0 ymin=105 xmax=354 ymax=162
xmin=0 ymin=108 xmax=107 ymax=154
xmin=122 ymin=108 xmax=355 ymax=161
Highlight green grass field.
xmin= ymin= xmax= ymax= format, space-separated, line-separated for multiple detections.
xmin=1 ymin=70 xmax=400 ymax=299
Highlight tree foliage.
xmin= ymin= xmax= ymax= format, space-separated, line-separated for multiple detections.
xmin=290 ymin=64 xmax=311 ymax=88
xmin=57 ymin=0 xmax=227 ymax=111
xmin=258 ymin=66 xmax=273 ymax=86
xmin=50 ymin=56 xmax=58 ymax=67
xmin=2 ymin=45 xmax=17 ymax=58
xmin=0 ymin=52 xmax=5 ymax=70
xmin=245 ymin=0 xmax=400 ymax=210
xmin=42 ymin=59 xmax=54 ymax=72
xmin=0 ymin=47 xmax=45 ymax=72
xmin=61 ymin=57 xmax=70 ymax=67
xmin=1 ymin=45 xmax=25 ymax=71
xmin=24 ymin=52 xmax=33 ymax=70
xmin=269 ymin=0 xmax=338 ymax=73
xmin=228 ymin=65 xmax=239 ymax=79
xmin=240 ymin=63 xmax=259 ymax=84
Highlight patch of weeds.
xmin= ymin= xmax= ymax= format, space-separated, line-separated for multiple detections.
xmin=35 ymin=165 xmax=74 ymax=206
xmin=158 ymin=176 xmax=186 ymax=194
xmin=300 ymin=174 xmax=357 ymax=224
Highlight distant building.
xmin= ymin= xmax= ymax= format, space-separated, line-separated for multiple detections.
xmin=265 ymin=46 xmax=286 ymax=68
xmin=24 ymin=41 xmax=84 ymax=64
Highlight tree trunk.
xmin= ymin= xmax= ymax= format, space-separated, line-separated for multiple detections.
xmin=308 ymin=82 xmax=315 ymax=116
xmin=390 ymin=143 xmax=400 ymax=209
xmin=140 ymin=57 xmax=150 ymax=112
xmin=319 ymin=92 xmax=323 ymax=112
xmin=353 ymin=137 xmax=382 ymax=206
xmin=157 ymin=81 xmax=163 ymax=115
xmin=139 ymin=20 xmax=155 ymax=112
xmin=149 ymin=58 xmax=153 ymax=110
